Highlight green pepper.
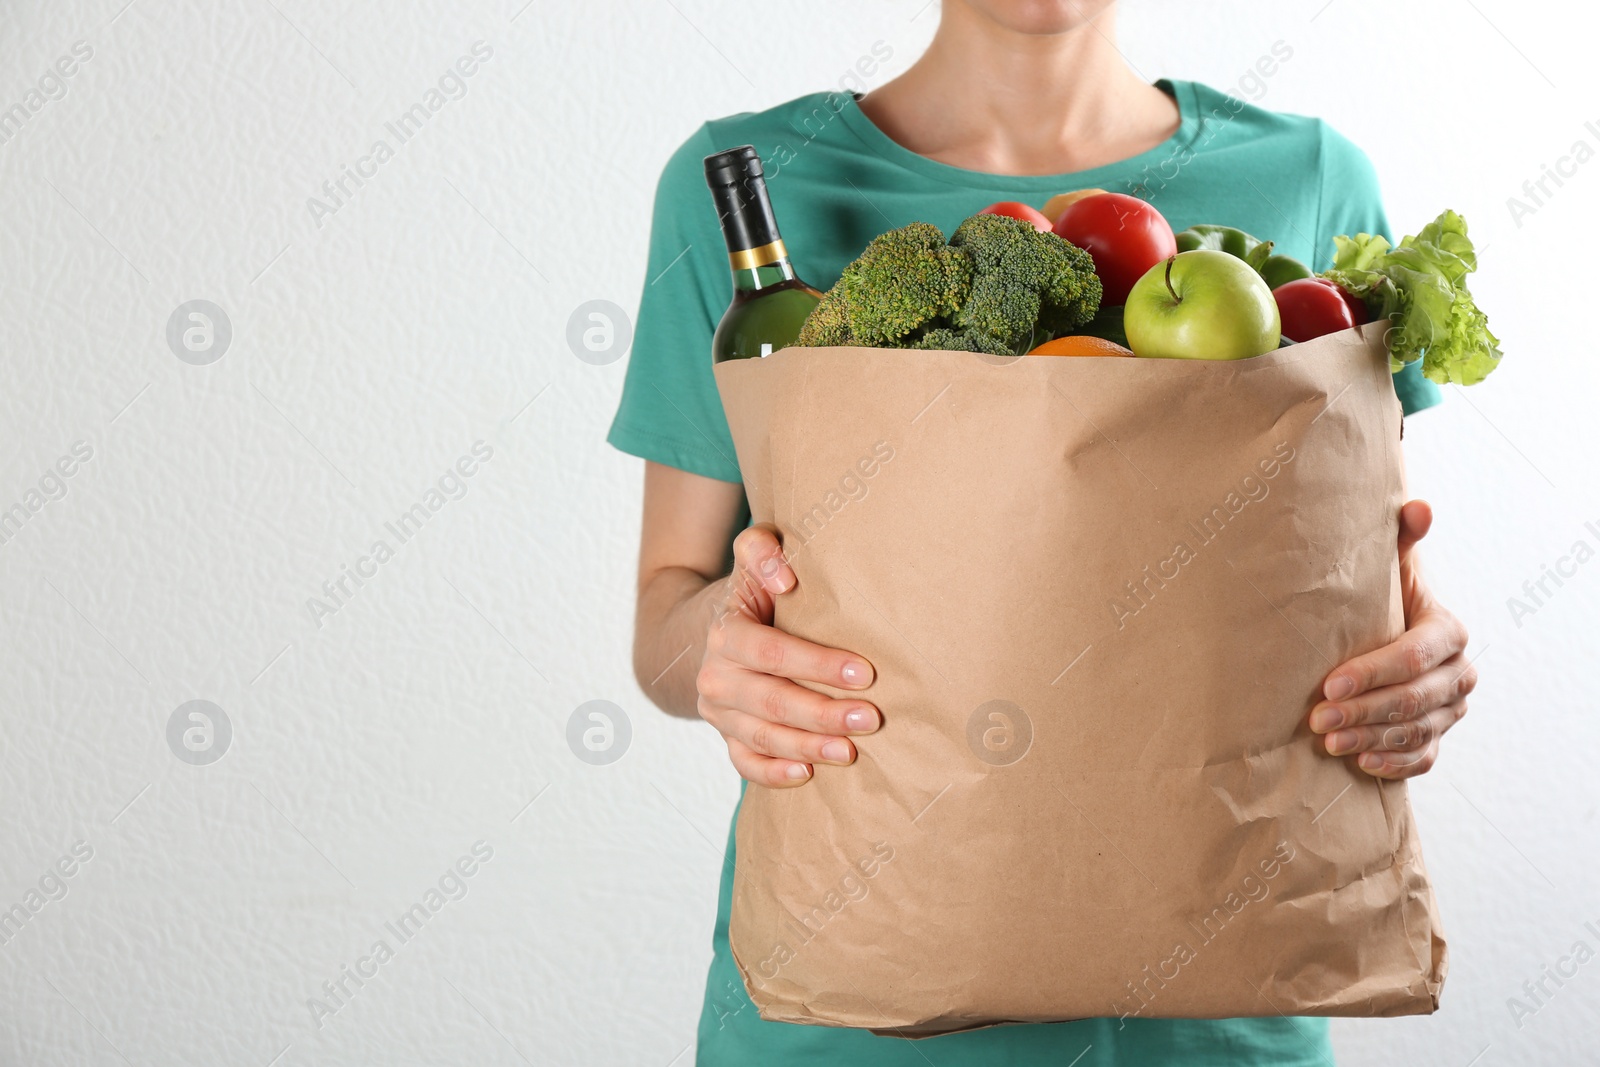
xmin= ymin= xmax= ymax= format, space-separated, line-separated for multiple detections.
xmin=1259 ymin=254 xmax=1312 ymax=289
xmin=1174 ymin=224 xmax=1312 ymax=291
xmin=1175 ymin=224 xmax=1261 ymax=260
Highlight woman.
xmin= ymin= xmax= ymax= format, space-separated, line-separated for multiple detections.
xmin=609 ymin=2 xmax=1475 ymax=1063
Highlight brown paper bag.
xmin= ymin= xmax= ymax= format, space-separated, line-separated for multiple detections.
xmin=712 ymin=322 xmax=1447 ymax=1035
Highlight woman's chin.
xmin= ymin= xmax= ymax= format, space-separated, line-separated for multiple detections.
xmin=956 ymin=0 xmax=1117 ymax=36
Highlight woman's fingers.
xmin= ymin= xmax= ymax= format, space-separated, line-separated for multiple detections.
xmin=732 ymin=523 xmax=795 ymax=595
xmin=1396 ymin=498 xmax=1433 ymax=561
xmin=1320 ymin=605 xmax=1468 ymax=702
xmin=701 ymin=529 xmax=880 ymax=789
xmin=715 ymin=666 xmax=880 ymax=735
xmin=1318 ymin=700 xmax=1467 ymax=761
xmin=1311 ymin=654 xmax=1478 ymax=740
xmin=1310 ymin=502 xmax=1472 ymax=780
xmin=708 ymin=610 xmax=875 ymax=690
xmin=725 ymin=736 xmax=813 ymax=788
xmin=719 ymin=525 xmax=795 ymax=628
xmin=714 ymin=703 xmax=860 ymax=767
xmin=698 ymin=660 xmax=879 ymax=755
xmin=1354 ymin=735 xmax=1446 ymax=780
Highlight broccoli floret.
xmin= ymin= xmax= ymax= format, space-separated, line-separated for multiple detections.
xmin=907 ymin=327 xmax=1013 ymax=357
xmin=845 ymin=222 xmax=973 ymax=343
xmin=947 ymin=214 xmax=1102 ymax=354
xmin=794 ymin=214 xmax=1102 ymax=355
xmin=794 ymin=289 xmax=853 ymax=347
xmin=796 ymin=222 xmax=973 ymax=347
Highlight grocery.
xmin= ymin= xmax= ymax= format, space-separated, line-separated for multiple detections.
xmin=720 ymin=153 xmax=1498 ymax=378
xmin=1041 ymin=187 xmax=1108 ymax=225
xmin=703 ymin=145 xmax=822 ymax=363
xmin=793 ymin=214 xmax=1101 ymax=356
xmin=1274 ymin=276 xmax=1370 ymax=342
xmin=1026 ymin=335 xmax=1134 ymax=357
xmin=1175 ymin=223 xmax=1312 ymax=290
xmin=793 ymin=222 xmax=971 ymax=348
xmin=1260 ymin=253 xmax=1314 ymax=290
xmin=1051 ymin=191 xmax=1178 ymax=305
xmin=978 ymin=200 xmax=1054 ymax=233
xmin=1320 ymin=209 xmax=1500 ymax=384
xmin=1123 ymin=249 xmax=1281 ymax=360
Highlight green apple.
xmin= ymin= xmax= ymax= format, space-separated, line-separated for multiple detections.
xmin=1123 ymin=249 xmax=1281 ymax=360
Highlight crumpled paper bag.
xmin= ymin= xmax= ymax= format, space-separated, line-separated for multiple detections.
xmin=712 ymin=322 xmax=1447 ymax=1035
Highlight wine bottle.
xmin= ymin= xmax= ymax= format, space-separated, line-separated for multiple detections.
xmin=704 ymin=145 xmax=822 ymax=363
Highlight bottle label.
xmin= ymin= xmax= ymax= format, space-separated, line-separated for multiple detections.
xmin=728 ymin=240 xmax=788 ymax=272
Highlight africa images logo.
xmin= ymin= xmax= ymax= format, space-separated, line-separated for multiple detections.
xmin=305 ymin=41 xmax=494 ymax=229
xmin=304 ymin=441 xmax=494 ymax=628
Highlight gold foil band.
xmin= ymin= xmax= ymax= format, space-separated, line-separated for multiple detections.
xmin=728 ymin=240 xmax=787 ymax=271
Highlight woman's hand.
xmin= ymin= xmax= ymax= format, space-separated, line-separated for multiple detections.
xmin=696 ymin=525 xmax=882 ymax=787
xmin=1309 ymin=500 xmax=1476 ymax=779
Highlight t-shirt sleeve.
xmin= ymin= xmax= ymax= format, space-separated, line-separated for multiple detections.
xmin=606 ymin=124 xmax=745 ymax=483
xmin=1313 ymin=123 xmax=1441 ymax=418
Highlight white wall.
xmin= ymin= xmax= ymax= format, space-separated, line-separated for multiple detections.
xmin=0 ymin=1 xmax=1594 ymax=1063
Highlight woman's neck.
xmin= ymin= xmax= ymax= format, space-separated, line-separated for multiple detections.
xmin=856 ymin=3 xmax=1180 ymax=176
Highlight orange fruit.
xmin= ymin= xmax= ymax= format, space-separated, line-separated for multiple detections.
xmin=1027 ymin=335 xmax=1135 ymax=357
xmin=1042 ymin=188 xmax=1108 ymax=225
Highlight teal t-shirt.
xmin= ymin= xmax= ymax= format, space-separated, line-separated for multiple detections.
xmin=610 ymin=80 xmax=1435 ymax=1066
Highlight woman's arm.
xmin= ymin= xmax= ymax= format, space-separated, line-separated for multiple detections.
xmin=632 ymin=462 xmax=883 ymax=785
xmin=633 ymin=462 xmax=748 ymax=718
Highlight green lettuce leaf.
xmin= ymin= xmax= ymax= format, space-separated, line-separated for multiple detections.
xmin=1322 ymin=209 xmax=1501 ymax=385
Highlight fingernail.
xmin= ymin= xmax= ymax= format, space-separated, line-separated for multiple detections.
xmin=1326 ymin=676 xmax=1356 ymax=701
xmin=1326 ymin=730 xmax=1357 ymax=756
xmin=785 ymin=763 xmax=811 ymax=780
xmin=820 ymin=740 xmax=852 ymax=764
xmin=844 ymin=707 xmax=879 ymax=733
xmin=1359 ymin=753 xmax=1384 ymax=771
xmin=841 ymin=661 xmax=872 ymax=687
xmin=1310 ymin=706 xmax=1343 ymax=733
xmin=760 ymin=555 xmax=793 ymax=594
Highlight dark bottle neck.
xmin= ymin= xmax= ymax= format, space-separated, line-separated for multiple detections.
xmin=709 ymin=167 xmax=803 ymax=292
xmin=709 ymin=170 xmax=782 ymax=254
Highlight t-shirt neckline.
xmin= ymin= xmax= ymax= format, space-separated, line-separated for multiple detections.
xmin=834 ymin=78 xmax=1201 ymax=192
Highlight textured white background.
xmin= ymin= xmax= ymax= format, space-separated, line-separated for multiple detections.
xmin=0 ymin=1 xmax=1595 ymax=1064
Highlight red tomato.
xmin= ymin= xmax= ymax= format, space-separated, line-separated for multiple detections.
xmin=1273 ymin=277 xmax=1370 ymax=342
xmin=1051 ymin=193 xmax=1176 ymax=305
xmin=979 ymin=201 xmax=1054 ymax=233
